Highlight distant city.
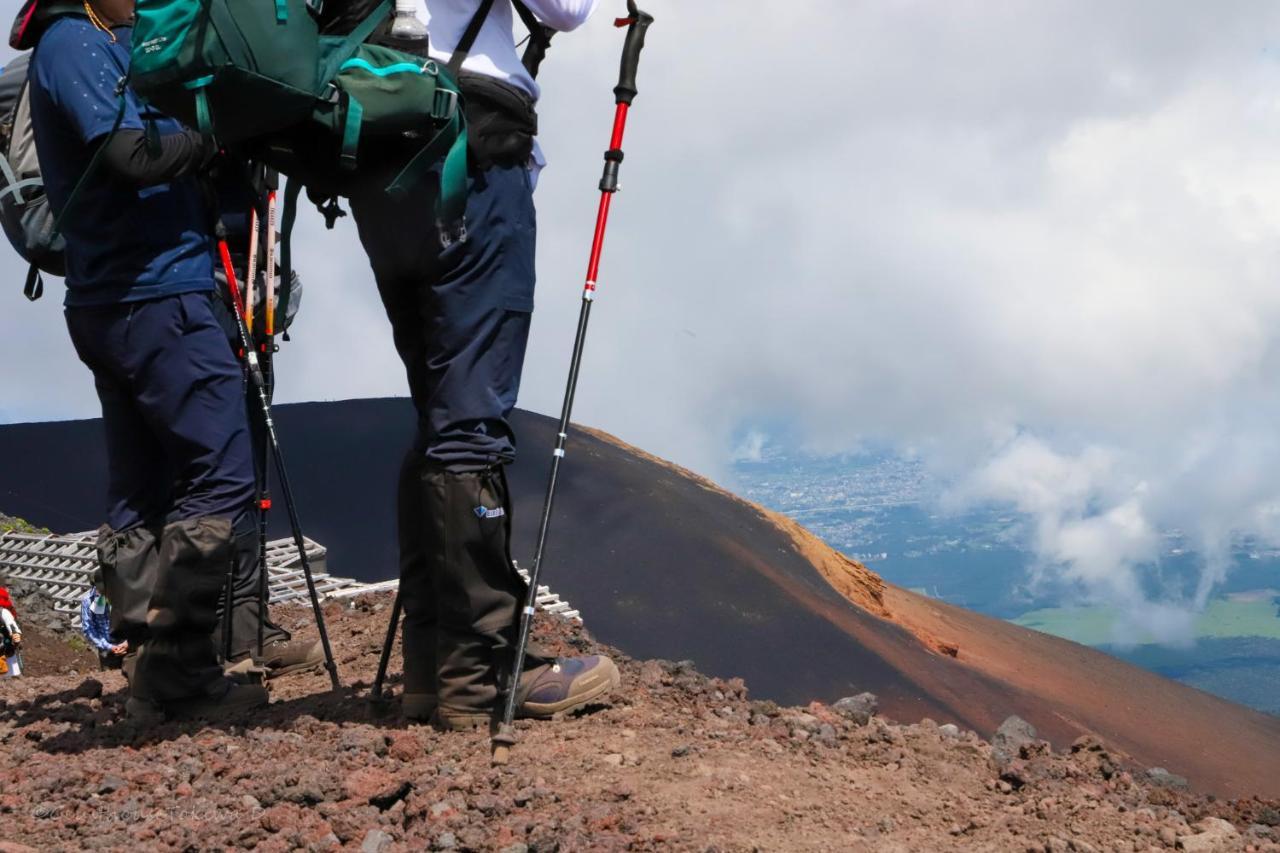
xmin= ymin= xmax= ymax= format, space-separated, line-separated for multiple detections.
xmin=729 ymin=441 xmax=1280 ymax=716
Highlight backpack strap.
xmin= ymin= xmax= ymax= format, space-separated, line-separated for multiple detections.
xmin=447 ymin=0 xmax=497 ymax=77
xmin=0 ymin=152 xmax=41 ymax=204
xmin=23 ymin=262 xmax=41 ymax=301
xmin=339 ymin=92 xmax=363 ymax=170
xmin=277 ymin=176 xmax=302 ymax=340
xmin=385 ymin=107 xmax=467 ymax=228
xmin=25 ymin=83 xmax=128 ymax=301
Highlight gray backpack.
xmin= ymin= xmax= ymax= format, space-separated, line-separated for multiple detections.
xmin=0 ymin=53 xmax=64 ymax=300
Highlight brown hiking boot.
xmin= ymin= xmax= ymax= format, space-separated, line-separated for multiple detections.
xmin=433 ymin=654 xmax=622 ymax=730
xmin=250 ymin=637 xmax=324 ymax=679
xmin=516 ymin=655 xmax=621 ymax=718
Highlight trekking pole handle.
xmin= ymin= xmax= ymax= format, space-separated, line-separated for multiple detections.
xmin=613 ymin=1 xmax=654 ymax=106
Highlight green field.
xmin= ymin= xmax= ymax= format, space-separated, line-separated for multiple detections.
xmin=1013 ymin=593 xmax=1280 ymax=646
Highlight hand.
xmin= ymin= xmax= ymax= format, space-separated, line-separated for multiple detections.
xmin=111 ymin=642 xmax=128 ymax=655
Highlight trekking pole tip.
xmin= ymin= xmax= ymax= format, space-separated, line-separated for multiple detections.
xmin=491 ymin=723 xmax=517 ymax=766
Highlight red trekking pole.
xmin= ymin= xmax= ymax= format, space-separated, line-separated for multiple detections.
xmin=491 ymin=0 xmax=654 ymax=766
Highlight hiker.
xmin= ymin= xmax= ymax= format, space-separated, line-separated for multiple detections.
xmin=80 ymin=584 xmax=127 ymax=670
xmin=337 ymin=0 xmax=622 ymax=729
xmin=21 ymin=0 xmax=318 ymax=717
xmin=0 ymin=590 xmax=20 ymax=677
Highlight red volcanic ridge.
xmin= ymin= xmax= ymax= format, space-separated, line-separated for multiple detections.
xmin=506 ymin=420 xmax=1280 ymax=801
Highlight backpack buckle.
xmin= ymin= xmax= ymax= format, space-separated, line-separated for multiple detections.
xmin=431 ymin=89 xmax=458 ymax=121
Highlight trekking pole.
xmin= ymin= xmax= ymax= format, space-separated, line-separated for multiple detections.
xmin=221 ymin=561 xmax=235 ymax=662
xmin=214 ymin=222 xmax=342 ymax=691
xmin=370 ymin=588 xmax=403 ymax=706
xmin=491 ymin=0 xmax=654 ymax=766
xmin=255 ymin=178 xmax=279 ymax=658
xmin=241 ymin=193 xmax=270 ymax=659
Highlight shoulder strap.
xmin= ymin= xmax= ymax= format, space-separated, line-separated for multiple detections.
xmin=447 ymin=0 xmax=498 ymax=77
xmin=511 ymin=0 xmax=554 ymax=78
xmin=26 ymin=85 xmax=128 ymax=301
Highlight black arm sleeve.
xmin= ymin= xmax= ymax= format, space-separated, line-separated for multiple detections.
xmin=99 ymin=128 xmax=217 ymax=187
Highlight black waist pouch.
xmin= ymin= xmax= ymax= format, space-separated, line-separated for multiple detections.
xmin=458 ymin=70 xmax=538 ymax=169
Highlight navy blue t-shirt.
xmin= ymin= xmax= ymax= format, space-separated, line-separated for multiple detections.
xmin=29 ymin=17 xmax=214 ymax=307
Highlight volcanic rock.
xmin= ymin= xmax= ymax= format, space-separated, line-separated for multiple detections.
xmin=1149 ymin=767 xmax=1192 ymax=790
xmin=992 ymin=715 xmax=1038 ymax=767
xmin=833 ymin=692 xmax=878 ymax=725
xmin=1177 ymin=817 xmax=1239 ymax=851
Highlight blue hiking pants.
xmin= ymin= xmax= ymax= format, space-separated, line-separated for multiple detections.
xmin=349 ymin=162 xmax=537 ymax=472
xmin=65 ymin=291 xmax=256 ymax=531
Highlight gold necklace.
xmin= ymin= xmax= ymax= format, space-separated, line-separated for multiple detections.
xmin=83 ymin=1 xmax=118 ymax=43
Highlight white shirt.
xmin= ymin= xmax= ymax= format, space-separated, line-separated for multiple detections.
xmin=416 ymin=0 xmax=600 ymax=101
xmin=416 ymin=0 xmax=600 ymax=179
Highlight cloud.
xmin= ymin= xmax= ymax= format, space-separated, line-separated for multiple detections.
xmin=6 ymin=2 xmax=1280 ymax=638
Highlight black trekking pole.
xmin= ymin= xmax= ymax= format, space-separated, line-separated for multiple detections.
xmin=214 ymin=221 xmax=342 ymax=691
xmin=370 ymin=588 xmax=403 ymax=706
xmin=491 ymin=0 xmax=654 ymax=766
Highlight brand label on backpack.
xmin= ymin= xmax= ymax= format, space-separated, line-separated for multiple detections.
xmin=139 ymin=36 xmax=168 ymax=55
xmin=474 ymin=506 xmax=505 ymax=520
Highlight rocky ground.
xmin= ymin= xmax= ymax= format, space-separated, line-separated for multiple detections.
xmin=1 ymin=577 xmax=98 ymax=677
xmin=1 ymin=593 xmax=1279 ymax=852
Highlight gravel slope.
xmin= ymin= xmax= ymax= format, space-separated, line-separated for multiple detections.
xmin=1 ymin=595 xmax=1278 ymax=852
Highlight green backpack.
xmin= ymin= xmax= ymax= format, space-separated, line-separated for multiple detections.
xmin=128 ymin=0 xmax=468 ymax=225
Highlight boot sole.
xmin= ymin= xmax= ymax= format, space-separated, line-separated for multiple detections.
xmin=519 ymin=657 xmax=622 ymax=719
xmin=263 ymin=657 xmax=324 ymax=680
xmin=433 ymin=709 xmax=492 ymax=732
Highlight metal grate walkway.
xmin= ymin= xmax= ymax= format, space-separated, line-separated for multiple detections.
xmin=0 ymin=530 xmax=581 ymax=626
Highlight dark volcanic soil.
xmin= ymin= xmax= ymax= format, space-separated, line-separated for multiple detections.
xmin=2 ymin=595 xmax=1279 ymax=852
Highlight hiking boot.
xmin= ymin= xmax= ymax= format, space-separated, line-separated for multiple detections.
xmin=517 ymin=655 xmax=621 ymax=718
xmin=252 ymin=637 xmax=323 ymax=679
xmin=432 ymin=655 xmax=622 ymax=730
xmin=124 ymin=695 xmax=165 ymax=724
xmin=223 ymin=656 xmax=268 ymax=683
xmin=126 ymin=678 xmax=269 ymax=721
